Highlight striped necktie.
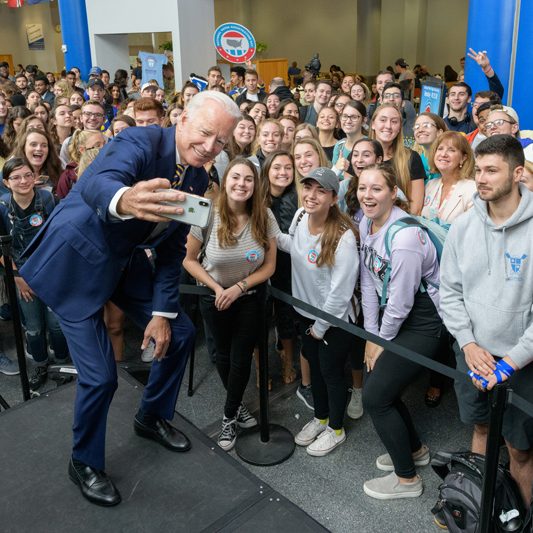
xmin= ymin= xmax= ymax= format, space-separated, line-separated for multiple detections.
xmin=172 ymin=163 xmax=186 ymax=189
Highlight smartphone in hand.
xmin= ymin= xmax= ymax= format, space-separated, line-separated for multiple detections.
xmin=157 ymin=190 xmax=212 ymax=228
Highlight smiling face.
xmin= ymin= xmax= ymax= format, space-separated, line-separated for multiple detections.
xmin=176 ymin=100 xmax=236 ymax=167
xmin=317 ymin=107 xmax=337 ymax=132
xmin=413 ymin=116 xmax=439 ymax=146
xmin=351 ymin=141 xmax=382 ymax=177
xmin=225 ymin=162 xmax=255 ymax=204
xmin=448 ymin=86 xmax=470 ymax=112
xmin=266 ymin=94 xmax=280 ymax=115
xmin=24 ymin=131 xmax=49 ymax=171
xmin=301 ymin=179 xmax=335 ymax=217
xmin=340 ymin=106 xmax=363 ymax=135
xmin=280 ymin=118 xmax=296 ymax=148
xmin=234 ymin=118 xmax=256 ymax=147
xmin=315 ymin=83 xmax=332 ymax=106
xmin=249 ymin=103 xmax=267 ymax=125
xmin=34 ymin=105 xmax=49 ymax=123
xmin=372 ymin=107 xmax=401 ymax=144
xmin=259 ymin=122 xmax=282 ymax=154
xmin=350 ymin=84 xmax=366 ymax=102
xmin=341 ymin=76 xmax=355 ymax=94
xmin=303 ymin=82 xmax=316 ymax=104
xmin=376 ymin=73 xmax=394 ymax=97
xmin=3 ymin=164 xmax=35 ymax=196
xmin=245 ymin=73 xmax=258 ymax=93
xmin=294 ymin=142 xmax=320 ymax=176
xmin=81 ymin=104 xmax=105 ymax=131
xmin=357 ymin=168 xmax=397 ymax=223
xmin=486 ymin=110 xmax=519 ymax=137
xmin=268 ymin=154 xmax=294 ymax=192
xmin=433 ymin=139 xmax=466 ymax=176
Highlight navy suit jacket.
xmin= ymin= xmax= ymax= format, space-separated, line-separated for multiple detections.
xmin=21 ymin=126 xmax=208 ymax=322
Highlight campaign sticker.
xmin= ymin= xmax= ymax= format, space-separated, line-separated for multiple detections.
xmin=307 ymin=249 xmax=318 ymax=264
xmin=417 ymin=228 xmax=427 ymax=245
xmin=214 ymin=22 xmax=256 ymax=64
xmin=246 ymin=249 xmax=259 ymax=263
xmin=29 ymin=214 xmax=43 ymax=227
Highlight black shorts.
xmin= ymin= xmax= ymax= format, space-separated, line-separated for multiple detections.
xmin=454 ymin=343 xmax=533 ymax=451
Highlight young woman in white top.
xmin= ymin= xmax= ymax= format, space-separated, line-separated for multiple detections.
xmin=278 ymin=167 xmax=359 ymax=456
xmin=184 ymin=158 xmax=278 ymax=452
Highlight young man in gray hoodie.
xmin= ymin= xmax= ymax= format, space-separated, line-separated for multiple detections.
xmin=440 ymin=134 xmax=533 ymax=505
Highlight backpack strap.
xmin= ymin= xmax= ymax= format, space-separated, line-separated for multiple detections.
xmin=291 ymin=209 xmax=306 ymax=235
xmin=381 ymin=217 xmax=426 ymax=308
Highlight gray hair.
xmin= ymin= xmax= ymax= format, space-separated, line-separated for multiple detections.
xmin=186 ymin=90 xmax=241 ymax=122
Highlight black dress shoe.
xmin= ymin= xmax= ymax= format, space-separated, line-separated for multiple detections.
xmin=134 ymin=416 xmax=191 ymax=452
xmin=68 ymin=458 xmax=121 ymax=506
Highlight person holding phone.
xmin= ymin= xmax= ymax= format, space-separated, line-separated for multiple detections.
xmin=183 ymin=158 xmax=278 ymax=452
xmin=20 ymin=91 xmax=242 ymax=507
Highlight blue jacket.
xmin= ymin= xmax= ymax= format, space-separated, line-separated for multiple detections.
xmin=20 ymin=126 xmax=208 ymax=322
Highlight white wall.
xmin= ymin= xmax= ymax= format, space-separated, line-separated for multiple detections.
xmin=85 ymin=0 xmax=216 ymax=89
xmin=0 ymin=3 xmax=62 ymax=73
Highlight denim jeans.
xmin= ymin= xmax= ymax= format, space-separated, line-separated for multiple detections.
xmin=199 ymin=292 xmax=261 ymax=419
xmin=18 ymin=295 xmax=69 ymax=364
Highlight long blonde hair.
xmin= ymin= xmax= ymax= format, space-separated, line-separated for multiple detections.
xmin=370 ymin=103 xmax=411 ymax=201
xmin=317 ymin=203 xmax=357 ymax=268
xmin=217 ymin=158 xmax=270 ymax=251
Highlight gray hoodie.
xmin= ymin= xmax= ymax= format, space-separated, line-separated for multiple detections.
xmin=440 ymin=185 xmax=533 ymax=368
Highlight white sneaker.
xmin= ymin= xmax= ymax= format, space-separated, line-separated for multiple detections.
xmin=306 ymin=426 xmax=346 ymax=457
xmin=376 ymin=444 xmax=430 ymax=472
xmin=294 ymin=417 xmax=327 ymax=446
xmin=346 ymin=388 xmax=363 ymax=419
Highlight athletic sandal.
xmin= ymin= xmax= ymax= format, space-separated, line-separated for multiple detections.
xmin=363 ymin=472 xmax=423 ymax=500
xmin=306 ymin=427 xmax=346 ymax=457
xmin=376 ymin=444 xmax=430 ymax=472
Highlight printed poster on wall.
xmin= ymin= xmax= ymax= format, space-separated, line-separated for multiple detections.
xmin=26 ymin=24 xmax=45 ymax=50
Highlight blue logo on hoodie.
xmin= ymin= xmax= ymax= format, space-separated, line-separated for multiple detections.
xmin=505 ymin=252 xmax=527 ymax=280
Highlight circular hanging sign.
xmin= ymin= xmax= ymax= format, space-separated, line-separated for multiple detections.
xmin=213 ymin=22 xmax=256 ymax=64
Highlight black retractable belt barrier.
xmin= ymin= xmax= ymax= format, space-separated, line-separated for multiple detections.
xmin=0 ymin=235 xmax=31 ymax=402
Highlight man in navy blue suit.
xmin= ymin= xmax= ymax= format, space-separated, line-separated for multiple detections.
xmin=21 ymin=91 xmax=241 ymax=506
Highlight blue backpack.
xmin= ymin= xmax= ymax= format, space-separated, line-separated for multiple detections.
xmin=380 ymin=216 xmax=448 ymax=308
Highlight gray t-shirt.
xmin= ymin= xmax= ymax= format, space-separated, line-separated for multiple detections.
xmin=190 ymin=208 xmax=279 ymax=288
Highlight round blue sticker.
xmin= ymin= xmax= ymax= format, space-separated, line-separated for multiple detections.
xmin=246 ymin=249 xmax=259 ymax=263
xmin=29 ymin=214 xmax=43 ymax=227
xmin=214 ymin=22 xmax=256 ymax=64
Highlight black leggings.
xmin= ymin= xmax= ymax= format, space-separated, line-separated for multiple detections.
xmin=363 ymin=326 xmax=440 ymax=478
xmin=298 ymin=314 xmax=352 ymax=430
xmin=200 ymin=293 xmax=260 ymax=419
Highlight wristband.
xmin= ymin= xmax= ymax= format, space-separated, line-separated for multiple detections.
xmin=468 ymin=370 xmax=489 ymax=389
xmin=236 ymin=282 xmax=245 ymax=293
xmin=240 ymin=280 xmax=248 ymax=293
xmin=493 ymin=359 xmax=515 ymax=384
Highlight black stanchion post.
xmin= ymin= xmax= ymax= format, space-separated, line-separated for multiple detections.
xmin=479 ymin=382 xmax=509 ymax=533
xmin=0 ymin=235 xmax=31 ymax=401
xmin=235 ymin=284 xmax=295 ymax=466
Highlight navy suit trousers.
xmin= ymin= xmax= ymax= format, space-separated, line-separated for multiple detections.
xmin=58 ymin=285 xmax=195 ymax=471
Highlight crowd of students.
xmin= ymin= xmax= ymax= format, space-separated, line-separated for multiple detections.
xmin=0 ymin=55 xmax=532 ymax=512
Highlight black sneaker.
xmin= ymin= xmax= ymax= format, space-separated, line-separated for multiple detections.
xmin=236 ymin=403 xmax=258 ymax=428
xmin=296 ymin=383 xmax=314 ymax=410
xmin=29 ymin=365 xmax=48 ymax=391
xmin=217 ymin=417 xmax=237 ymax=451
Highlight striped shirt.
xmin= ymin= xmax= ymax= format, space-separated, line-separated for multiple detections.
xmin=190 ymin=208 xmax=279 ymax=288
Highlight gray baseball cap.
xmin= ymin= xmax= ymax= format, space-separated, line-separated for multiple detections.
xmin=300 ymin=167 xmax=339 ymax=194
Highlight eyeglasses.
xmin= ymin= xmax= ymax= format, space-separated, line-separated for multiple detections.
xmin=8 ymin=171 xmax=34 ymax=182
xmin=341 ymin=114 xmax=362 ymax=122
xmin=383 ymin=93 xmax=402 ymax=100
xmin=413 ymin=122 xmax=437 ymax=131
xmin=82 ymin=111 xmax=104 ymax=119
xmin=485 ymin=119 xmax=515 ymax=129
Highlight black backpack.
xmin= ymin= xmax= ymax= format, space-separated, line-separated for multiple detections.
xmin=431 ymin=451 xmax=525 ymax=532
